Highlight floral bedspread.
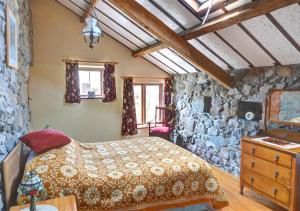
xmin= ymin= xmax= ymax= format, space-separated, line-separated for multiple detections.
xmin=18 ymin=137 xmax=228 ymax=210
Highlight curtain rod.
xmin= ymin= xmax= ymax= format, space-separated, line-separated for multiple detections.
xmin=121 ymin=76 xmax=170 ymax=80
xmin=62 ymin=59 xmax=118 ymax=65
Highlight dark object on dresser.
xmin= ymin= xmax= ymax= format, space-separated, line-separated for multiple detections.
xmin=237 ymin=101 xmax=262 ymax=121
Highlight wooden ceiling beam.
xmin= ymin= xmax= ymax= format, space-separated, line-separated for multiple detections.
xmin=80 ymin=0 xmax=99 ymax=23
xmin=183 ymin=0 xmax=300 ymax=40
xmin=132 ymin=0 xmax=299 ymax=56
xmin=107 ymin=0 xmax=235 ymax=89
xmin=132 ymin=42 xmax=166 ymax=57
xmin=133 ymin=42 xmax=164 ymax=57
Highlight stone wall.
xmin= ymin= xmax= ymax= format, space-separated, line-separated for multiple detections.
xmin=0 ymin=0 xmax=32 ymax=209
xmin=173 ymin=65 xmax=300 ymax=176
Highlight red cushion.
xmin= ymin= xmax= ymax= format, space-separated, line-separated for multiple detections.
xmin=20 ymin=129 xmax=71 ymax=154
xmin=150 ymin=126 xmax=170 ymax=134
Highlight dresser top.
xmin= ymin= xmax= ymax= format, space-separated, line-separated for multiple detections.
xmin=243 ymin=136 xmax=300 ymax=156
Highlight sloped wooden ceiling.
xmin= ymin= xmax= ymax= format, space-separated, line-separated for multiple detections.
xmin=57 ymin=0 xmax=300 ymax=86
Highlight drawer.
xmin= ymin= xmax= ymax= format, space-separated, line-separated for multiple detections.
xmin=243 ymin=142 xmax=292 ymax=168
xmin=242 ymin=153 xmax=291 ymax=187
xmin=242 ymin=168 xmax=290 ymax=205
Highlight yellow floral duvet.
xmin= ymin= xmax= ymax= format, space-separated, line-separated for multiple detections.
xmin=18 ymin=137 xmax=229 ymax=210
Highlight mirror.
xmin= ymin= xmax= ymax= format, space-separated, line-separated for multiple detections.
xmin=268 ymin=90 xmax=300 ymax=126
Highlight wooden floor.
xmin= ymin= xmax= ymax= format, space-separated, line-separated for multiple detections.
xmin=212 ymin=166 xmax=287 ymax=211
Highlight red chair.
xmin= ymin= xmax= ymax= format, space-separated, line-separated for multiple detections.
xmin=148 ymin=106 xmax=174 ymax=141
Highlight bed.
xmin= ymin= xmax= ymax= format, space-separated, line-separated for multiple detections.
xmin=11 ymin=137 xmax=228 ymax=210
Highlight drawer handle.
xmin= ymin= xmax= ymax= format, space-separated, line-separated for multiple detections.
xmin=251 ymin=148 xmax=255 ymax=155
xmin=250 ymin=176 xmax=255 ymax=185
xmin=272 ymin=188 xmax=278 ymax=196
xmin=274 ymin=171 xmax=279 ymax=178
xmin=275 ymin=155 xmax=280 ymax=162
xmin=251 ymin=161 xmax=255 ymax=168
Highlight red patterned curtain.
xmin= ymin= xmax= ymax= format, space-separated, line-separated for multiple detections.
xmin=164 ymin=78 xmax=174 ymax=126
xmin=65 ymin=62 xmax=81 ymax=104
xmin=102 ymin=64 xmax=116 ymax=102
xmin=164 ymin=78 xmax=173 ymax=107
xmin=121 ymin=78 xmax=138 ymax=136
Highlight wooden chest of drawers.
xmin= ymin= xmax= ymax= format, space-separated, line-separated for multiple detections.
xmin=240 ymin=137 xmax=300 ymax=211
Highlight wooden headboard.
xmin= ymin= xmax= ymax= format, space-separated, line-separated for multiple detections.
xmin=2 ymin=142 xmax=30 ymax=210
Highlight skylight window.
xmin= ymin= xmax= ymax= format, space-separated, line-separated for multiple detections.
xmin=184 ymin=0 xmax=201 ymax=11
xmin=185 ymin=0 xmax=225 ymax=13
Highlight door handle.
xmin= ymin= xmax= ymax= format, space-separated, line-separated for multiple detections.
xmin=275 ymin=155 xmax=280 ymax=162
xmin=250 ymin=176 xmax=255 ymax=185
xmin=274 ymin=171 xmax=279 ymax=178
xmin=251 ymin=148 xmax=255 ymax=155
xmin=272 ymin=188 xmax=278 ymax=197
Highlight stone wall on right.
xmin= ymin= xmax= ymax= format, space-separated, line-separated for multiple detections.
xmin=172 ymin=65 xmax=300 ymax=176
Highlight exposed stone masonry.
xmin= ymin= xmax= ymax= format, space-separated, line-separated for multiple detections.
xmin=0 ymin=0 xmax=32 ymax=209
xmin=173 ymin=65 xmax=300 ymax=176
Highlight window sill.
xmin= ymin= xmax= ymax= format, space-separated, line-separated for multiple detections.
xmin=138 ymin=124 xmax=149 ymax=129
xmin=80 ymin=96 xmax=103 ymax=100
xmin=80 ymin=97 xmax=103 ymax=100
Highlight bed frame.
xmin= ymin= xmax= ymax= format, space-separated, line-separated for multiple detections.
xmin=2 ymin=142 xmax=30 ymax=210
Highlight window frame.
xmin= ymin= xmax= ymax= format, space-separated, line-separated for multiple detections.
xmin=78 ymin=66 xmax=104 ymax=99
xmin=184 ymin=0 xmax=225 ymax=14
xmin=133 ymin=83 xmax=163 ymax=126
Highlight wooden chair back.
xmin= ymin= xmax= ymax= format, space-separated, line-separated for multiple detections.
xmin=154 ymin=106 xmax=173 ymax=127
xmin=2 ymin=142 xmax=30 ymax=210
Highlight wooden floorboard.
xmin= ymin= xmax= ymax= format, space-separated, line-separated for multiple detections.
xmin=211 ymin=166 xmax=287 ymax=211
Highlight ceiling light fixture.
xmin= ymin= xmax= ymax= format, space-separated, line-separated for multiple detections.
xmin=81 ymin=2 xmax=103 ymax=49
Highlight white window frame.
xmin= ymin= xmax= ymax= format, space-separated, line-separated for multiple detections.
xmin=78 ymin=65 xmax=104 ymax=99
xmin=133 ymin=83 xmax=163 ymax=126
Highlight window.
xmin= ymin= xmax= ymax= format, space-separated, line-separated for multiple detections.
xmin=145 ymin=85 xmax=161 ymax=123
xmin=134 ymin=85 xmax=143 ymax=124
xmin=133 ymin=84 xmax=163 ymax=126
xmin=184 ymin=0 xmax=224 ymax=13
xmin=79 ymin=65 xmax=103 ymax=99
